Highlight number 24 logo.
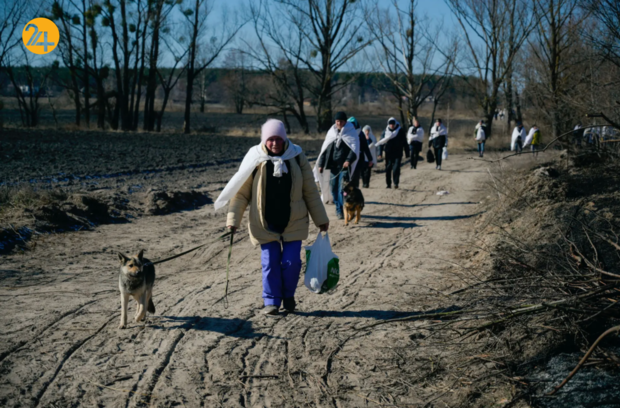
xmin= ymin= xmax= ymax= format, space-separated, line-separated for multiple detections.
xmin=22 ymin=18 xmax=59 ymax=55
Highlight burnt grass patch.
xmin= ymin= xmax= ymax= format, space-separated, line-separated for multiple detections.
xmin=450 ymin=150 xmax=620 ymax=407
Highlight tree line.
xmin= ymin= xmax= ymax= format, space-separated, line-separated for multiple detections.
xmin=0 ymin=0 xmax=619 ymax=137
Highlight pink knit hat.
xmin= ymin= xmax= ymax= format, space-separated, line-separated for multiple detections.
xmin=261 ymin=119 xmax=288 ymax=144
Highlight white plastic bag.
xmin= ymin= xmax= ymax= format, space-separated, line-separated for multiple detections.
xmin=304 ymin=232 xmax=340 ymax=294
xmin=442 ymin=147 xmax=448 ymax=160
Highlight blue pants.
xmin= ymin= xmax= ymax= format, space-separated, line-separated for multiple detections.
xmin=329 ymin=170 xmax=347 ymax=216
xmin=478 ymin=141 xmax=485 ymax=154
xmin=260 ymin=240 xmax=302 ymax=307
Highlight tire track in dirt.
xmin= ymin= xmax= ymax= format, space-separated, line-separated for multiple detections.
xmin=33 ymin=314 xmax=118 ymax=408
xmin=0 ymin=298 xmax=101 ymax=365
xmin=1 ymin=155 xmax=488 ymax=407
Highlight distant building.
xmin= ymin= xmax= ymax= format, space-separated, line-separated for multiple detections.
xmin=19 ymin=85 xmax=40 ymax=96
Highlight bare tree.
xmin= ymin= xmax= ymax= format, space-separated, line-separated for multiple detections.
xmin=428 ymin=76 xmax=454 ymax=129
xmin=5 ymin=53 xmax=59 ymax=127
xmin=52 ymin=0 xmax=84 ymax=127
xmin=446 ymin=0 xmax=537 ymax=137
xmin=583 ymin=0 xmax=620 ymax=69
xmin=143 ymin=0 xmax=180 ymax=131
xmin=0 ymin=1 xmax=28 ymax=69
xmin=276 ymin=0 xmax=370 ymax=132
xmin=245 ymin=0 xmax=312 ymax=133
xmin=581 ymin=0 xmax=620 ymax=125
xmin=222 ymin=49 xmax=251 ymax=114
xmin=0 ymin=0 xmax=32 ymax=127
xmin=524 ymin=0 xmax=585 ymax=137
xmin=181 ymin=0 xmax=243 ymax=134
xmin=154 ymin=35 xmax=189 ymax=132
xmin=367 ymin=0 xmax=457 ymax=126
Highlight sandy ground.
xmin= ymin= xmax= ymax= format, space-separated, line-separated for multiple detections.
xmin=0 ymin=154 xmax=488 ymax=407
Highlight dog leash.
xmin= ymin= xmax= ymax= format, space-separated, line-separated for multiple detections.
xmin=143 ymin=230 xmax=236 ymax=307
xmin=223 ymin=230 xmax=235 ymax=308
xmin=143 ymin=231 xmax=233 ymax=267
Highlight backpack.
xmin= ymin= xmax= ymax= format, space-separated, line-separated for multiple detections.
xmin=426 ymin=148 xmax=435 ymax=163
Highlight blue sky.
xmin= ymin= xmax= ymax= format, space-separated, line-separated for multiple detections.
xmin=24 ymin=0 xmax=460 ymax=70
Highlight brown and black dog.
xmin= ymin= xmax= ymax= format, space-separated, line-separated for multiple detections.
xmin=117 ymin=250 xmax=156 ymax=329
xmin=342 ymin=182 xmax=364 ymax=226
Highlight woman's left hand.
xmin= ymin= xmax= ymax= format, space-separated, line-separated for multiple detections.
xmin=319 ymin=222 xmax=329 ymax=232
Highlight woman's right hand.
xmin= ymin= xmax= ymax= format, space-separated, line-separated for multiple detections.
xmin=227 ymin=226 xmax=237 ymax=233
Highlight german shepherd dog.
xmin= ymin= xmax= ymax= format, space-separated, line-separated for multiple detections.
xmin=342 ymin=182 xmax=365 ymax=226
xmin=117 ymin=250 xmax=155 ymax=329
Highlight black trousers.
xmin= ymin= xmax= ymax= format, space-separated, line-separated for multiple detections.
xmin=433 ymin=146 xmax=443 ymax=166
xmin=350 ymin=160 xmax=365 ymax=188
xmin=361 ymin=166 xmax=372 ymax=187
xmin=432 ymin=136 xmax=446 ymax=166
xmin=385 ymin=158 xmax=401 ymax=187
xmin=409 ymin=141 xmax=422 ymax=169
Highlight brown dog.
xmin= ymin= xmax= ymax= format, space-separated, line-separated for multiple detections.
xmin=342 ymin=182 xmax=364 ymax=226
xmin=117 ymin=250 xmax=156 ymax=329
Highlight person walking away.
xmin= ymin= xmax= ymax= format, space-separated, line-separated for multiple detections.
xmin=407 ymin=118 xmax=424 ymax=169
xmin=475 ymin=120 xmax=486 ymax=157
xmin=362 ymin=125 xmax=378 ymax=188
xmin=376 ymin=117 xmax=409 ymax=188
xmin=511 ymin=121 xmax=526 ymax=154
xmin=347 ymin=117 xmax=374 ymax=188
xmin=429 ymin=118 xmax=448 ymax=170
xmin=217 ymin=119 xmax=330 ymax=316
xmin=314 ymin=111 xmax=360 ymax=220
xmin=530 ymin=125 xmax=541 ymax=158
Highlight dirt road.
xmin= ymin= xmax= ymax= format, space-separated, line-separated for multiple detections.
xmin=0 ymin=154 xmax=488 ymax=407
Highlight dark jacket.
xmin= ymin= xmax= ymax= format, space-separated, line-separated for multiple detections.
xmin=318 ymin=139 xmax=357 ymax=173
xmin=264 ymin=159 xmax=292 ymax=233
xmin=357 ymin=130 xmax=373 ymax=164
xmin=380 ymin=126 xmax=410 ymax=160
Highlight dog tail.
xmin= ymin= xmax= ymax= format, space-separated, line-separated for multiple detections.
xmin=148 ymin=297 xmax=156 ymax=314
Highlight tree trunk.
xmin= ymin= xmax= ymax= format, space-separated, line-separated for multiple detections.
xmin=316 ymin=77 xmax=333 ymax=132
xmin=282 ymin=110 xmax=291 ymax=134
xmin=144 ymin=1 xmax=163 ymax=132
xmin=183 ymin=70 xmax=194 ymax=134
xmin=398 ymin=96 xmax=406 ymax=126
xmin=82 ymin=0 xmax=90 ymax=128
xmin=296 ymin=99 xmax=309 ymax=134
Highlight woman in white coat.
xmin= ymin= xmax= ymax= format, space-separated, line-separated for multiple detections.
xmin=429 ymin=118 xmax=448 ymax=170
xmin=511 ymin=121 xmax=526 ymax=154
xmin=407 ymin=118 xmax=425 ymax=169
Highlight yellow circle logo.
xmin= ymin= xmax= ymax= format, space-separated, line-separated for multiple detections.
xmin=22 ymin=18 xmax=59 ymax=55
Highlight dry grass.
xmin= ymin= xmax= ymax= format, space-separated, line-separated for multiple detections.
xmin=0 ymin=185 xmax=67 ymax=224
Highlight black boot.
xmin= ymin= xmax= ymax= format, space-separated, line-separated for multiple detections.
xmin=283 ymin=298 xmax=296 ymax=313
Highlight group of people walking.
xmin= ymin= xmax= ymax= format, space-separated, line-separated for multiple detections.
xmin=215 ymin=112 xmax=450 ymax=316
xmin=215 ymin=109 xmax=554 ymax=317
xmin=316 ymin=112 xmax=450 ymax=218
xmin=511 ymin=121 xmax=541 ymax=157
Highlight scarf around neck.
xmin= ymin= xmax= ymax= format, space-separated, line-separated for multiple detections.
xmin=214 ymin=142 xmax=302 ymax=210
xmin=376 ymin=118 xmax=401 ymax=146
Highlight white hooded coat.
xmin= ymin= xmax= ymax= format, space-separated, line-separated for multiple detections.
xmin=511 ymin=126 xmax=527 ymax=151
xmin=313 ymin=122 xmax=360 ymax=203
